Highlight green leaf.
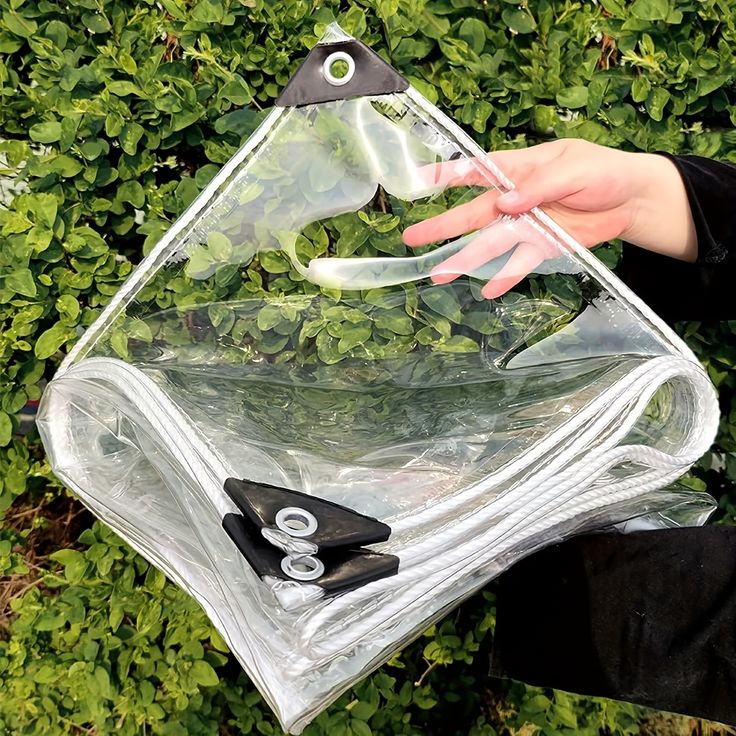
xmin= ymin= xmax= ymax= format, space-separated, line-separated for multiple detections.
xmin=49 ymin=548 xmax=88 ymax=582
xmin=645 ymin=87 xmax=670 ymax=121
xmin=135 ymin=600 xmax=162 ymax=636
xmin=109 ymin=330 xmax=128 ymax=360
xmin=586 ymin=78 xmax=608 ymax=118
xmin=337 ymin=221 xmax=370 ymax=257
xmin=128 ymin=319 xmax=153 ymax=343
xmin=191 ymin=0 xmax=225 ymax=22
xmin=316 ymin=330 xmax=344 ymax=364
xmin=259 ymin=250 xmax=290 ymax=273
xmin=470 ymin=100 xmax=493 ymax=134
xmin=556 ymin=86 xmax=589 ymax=109
xmin=374 ymin=310 xmax=414 ymax=335
xmin=6 ymin=268 xmax=37 ymax=297
xmin=350 ymin=700 xmax=378 ymax=721
xmin=35 ymin=610 xmax=66 ymax=631
xmin=531 ymin=105 xmax=558 ymax=133
xmin=206 ymin=231 xmax=232 ymax=261
xmin=257 ymin=305 xmax=283 ymax=331
xmin=219 ymin=79 xmax=251 ymax=105
xmin=184 ymin=246 xmax=216 ymax=279
xmin=56 ymin=294 xmax=80 ymax=322
xmin=0 ymin=410 xmax=12 ymax=446
xmin=119 ymin=123 xmax=145 ymax=155
xmin=119 ymin=51 xmax=137 ymax=74
xmin=695 ymin=74 xmax=730 ymax=99
xmin=32 ymin=193 xmax=58 ymax=228
xmin=3 ymin=11 xmax=38 ymax=37
xmin=195 ymin=164 xmax=220 ymax=189
xmin=46 ymin=154 xmax=83 ymax=177
xmin=82 ymin=11 xmax=111 ymax=33
xmin=630 ymin=0 xmax=669 ymax=20
xmin=501 ymin=8 xmax=535 ymax=34
xmin=190 ymin=660 xmax=219 ymax=687
xmin=436 ymin=335 xmax=480 ymax=353
xmin=350 ymin=719 xmax=373 ymax=736
xmin=109 ymin=603 xmax=124 ymax=631
xmin=107 ymin=80 xmax=145 ymax=97
xmin=214 ymin=109 xmax=260 ymax=137
xmin=600 ymin=0 xmax=626 ymax=13
xmin=419 ymin=10 xmax=449 ymax=39
xmin=79 ymin=139 xmax=107 ymax=160
xmin=420 ymin=288 xmax=463 ymax=324
xmin=338 ymin=323 xmax=372 ymax=353
xmin=413 ymin=685 xmax=438 ymax=710
xmin=258 ymin=332 xmax=289 ymax=354
xmin=49 ymin=548 xmax=84 ymax=565
xmin=209 ymin=628 xmax=230 ymax=653
xmin=176 ymin=178 xmax=199 ymax=210
xmin=35 ymin=323 xmax=74 ymax=359
xmin=29 ymin=121 xmax=62 ymax=144
xmin=552 ymin=703 xmax=578 ymax=729
xmin=458 ymin=18 xmax=486 ymax=54
xmin=631 ymin=76 xmax=651 ymax=103
xmin=117 ymin=181 xmax=145 ymax=208
xmin=32 ymin=665 xmax=58 ymax=684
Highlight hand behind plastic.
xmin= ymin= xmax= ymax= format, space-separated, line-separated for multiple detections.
xmin=402 ymin=139 xmax=697 ymax=299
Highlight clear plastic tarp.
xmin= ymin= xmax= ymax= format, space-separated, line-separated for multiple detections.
xmin=38 ymin=25 xmax=719 ymax=734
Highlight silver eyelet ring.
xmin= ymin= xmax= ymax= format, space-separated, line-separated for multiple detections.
xmin=322 ymin=50 xmax=355 ymax=87
xmin=275 ymin=506 xmax=318 ymax=538
xmin=281 ymin=554 xmax=325 ymax=581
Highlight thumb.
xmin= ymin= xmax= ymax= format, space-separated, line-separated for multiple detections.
xmin=495 ymin=169 xmax=581 ymax=215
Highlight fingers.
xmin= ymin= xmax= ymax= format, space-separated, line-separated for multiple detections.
xmin=481 ymin=242 xmax=546 ymax=299
xmin=496 ymin=182 xmax=582 ymax=215
xmin=488 ymin=143 xmax=567 ymax=183
xmin=495 ymin=166 xmax=584 ymax=215
xmin=403 ymin=142 xmax=576 ymax=247
xmin=428 ymin=216 xmax=555 ymax=296
xmin=403 ymin=190 xmax=500 ymax=247
xmin=403 ymin=140 xmax=583 ymax=298
xmin=415 ymin=157 xmax=496 ymax=190
xmin=414 ymin=141 xmax=568 ymax=191
xmin=429 ymin=220 xmax=521 ymax=284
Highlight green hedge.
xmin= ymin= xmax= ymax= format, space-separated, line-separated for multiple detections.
xmin=1 ymin=0 xmax=735 ymax=734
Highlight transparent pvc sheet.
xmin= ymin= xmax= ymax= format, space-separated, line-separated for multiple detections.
xmin=38 ymin=25 xmax=719 ymax=734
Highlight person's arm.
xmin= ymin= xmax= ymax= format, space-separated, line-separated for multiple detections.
xmin=402 ymin=139 xmax=701 ymax=300
xmin=619 ymin=153 xmax=736 ymax=322
xmin=656 ymin=153 xmax=736 ymax=265
xmin=490 ymin=525 xmax=736 ymax=726
xmin=403 ymin=140 xmax=736 ymax=320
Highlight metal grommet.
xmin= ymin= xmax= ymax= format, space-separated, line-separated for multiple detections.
xmin=275 ymin=506 xmax=318 ymax=538
xmin=322 ymin=50 xmax=355 ymax=87
xmin=281 ymin=554 xmax=325 ymax=581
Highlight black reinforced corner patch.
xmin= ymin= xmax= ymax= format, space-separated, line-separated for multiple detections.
xmin=275 ymin=39 xmax=409 ymax=107
xmin=222 ymin=477 xmax=399 ymax=595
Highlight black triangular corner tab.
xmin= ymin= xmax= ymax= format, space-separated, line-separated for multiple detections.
xmin=275 ymin=39 xmax=409 ymax=107
xmin=223 ymin=477 xmax=391 ymax=550
xmin=223 ymin=511 xmax=399 ymax=594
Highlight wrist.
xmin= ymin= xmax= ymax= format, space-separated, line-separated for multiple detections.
xmin=621 ymin=152 xmax=697 ymax=262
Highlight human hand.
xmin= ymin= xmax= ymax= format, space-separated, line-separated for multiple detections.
xmin=402 ymin=139 xmax=697 ymax=298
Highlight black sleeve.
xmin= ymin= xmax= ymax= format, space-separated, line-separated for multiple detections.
xmin=618 ymin=154 xmax=736 ymax=322
xmin=490 ymin=525 xmax=736 ymax=726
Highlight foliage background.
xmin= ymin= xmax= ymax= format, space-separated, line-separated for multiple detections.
xmin=1 ymin=0 xmax=735 ymax=733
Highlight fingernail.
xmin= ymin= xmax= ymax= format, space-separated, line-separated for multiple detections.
xmin=430 ymin=268 xmax=456 ymax=284
xmin=481 ymin=282 xmax=501 ymax=299
xmin=497 ymin=190 xmax=520 ymax=207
